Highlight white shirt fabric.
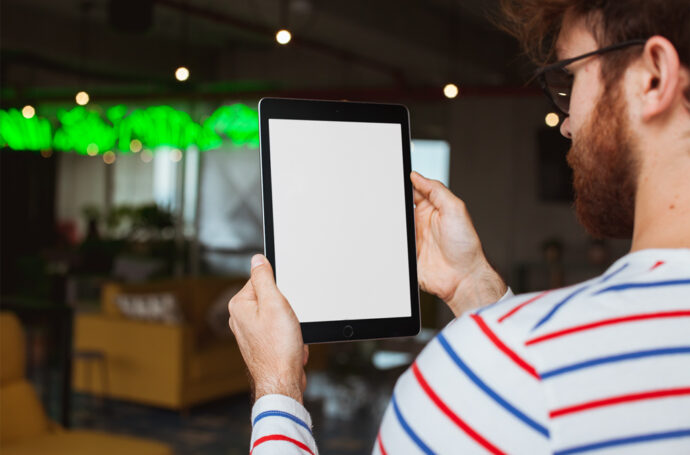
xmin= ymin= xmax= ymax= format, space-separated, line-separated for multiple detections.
xmin=248 ymin=248 xmax=690 ymax=454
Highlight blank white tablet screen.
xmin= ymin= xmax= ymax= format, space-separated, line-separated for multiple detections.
xmin=268 ymin=119 xmax=412 ymax=323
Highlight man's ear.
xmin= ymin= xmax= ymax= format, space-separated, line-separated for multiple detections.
xmin=639 ymin=36 xmax=681 ymax=121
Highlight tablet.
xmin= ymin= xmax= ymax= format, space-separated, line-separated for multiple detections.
xmin=258 ymin=97 xmax=420 ymax=343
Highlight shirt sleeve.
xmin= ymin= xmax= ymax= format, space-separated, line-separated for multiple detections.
xmin=373 ymin=297 xmax=551 ymax=454
xmin=250 ymin=394 xmax=319 ymax=455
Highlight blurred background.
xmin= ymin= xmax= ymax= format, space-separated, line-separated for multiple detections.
xmin=0 ymin=1 xmax=629 ymax=454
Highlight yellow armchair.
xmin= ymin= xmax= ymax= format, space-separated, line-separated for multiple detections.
xmin=73 ymin=277 xmax=250 ymax=410
xmin=0 ymin=311 xmax=171 ymax=455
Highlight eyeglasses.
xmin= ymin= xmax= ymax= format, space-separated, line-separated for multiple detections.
xmin=535 ymin=39 xmax=647 ymax=116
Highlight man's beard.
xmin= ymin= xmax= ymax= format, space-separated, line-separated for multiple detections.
xmin=566 ymin=83 xmax=639 ymax=239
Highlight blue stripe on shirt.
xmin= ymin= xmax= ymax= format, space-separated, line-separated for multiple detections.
xmin=436 ymin=333 xmax=550 ymax=438
xmin=592 ymin=279 xmax=690 ymax=295
xmin=532 ymin=263 xmax=629 ymax=331
xmin=554 ymin=428 xmax=690 ymax=455
xmin=600 ymin=263 xmax=629 ymax=282
xmin=532 ymin=285 xmax=590 ymax=331
xmin=540 ymin=346 xmax=690 ymax=379
xmin=253 ymin=410 xmax=312 ymax=434
xmin=392 ymin=394 xmax=436 ymax=454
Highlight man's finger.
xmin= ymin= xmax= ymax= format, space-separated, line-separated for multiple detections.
xmin=250 ymin=254 xmax=281 ymax=302
xmin=413 ymin=188 xmax=425 ymax=206
xmin=228 ymin=280 xmax=254 ymax=313
xmin=410 ymin=171 xmax=453 ymax=209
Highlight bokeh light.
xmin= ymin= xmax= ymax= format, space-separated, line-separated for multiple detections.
xmin=75 ymin=91 xmax=90 ymax=106
xmin=170 ymin=148 xmax=183 ymax=162
xmin=545 ymin=112 xmax=560 ymax=127
xmin=443 ymin=83 xmax=459 ymax=99
xmin=175 ymin=66 xmax=190 ymax=81
xmin=130 ymin=139 xmax=143 ymax=153
xmin=103 ymin=150 xmax=116 ymax=164
xmin=276 ymin=29 xmax=292 ymax=45
xmin=86 ymin=143 xmax=99 ymax=156
xmin=22 ymin=105 xmax=35 ymax=119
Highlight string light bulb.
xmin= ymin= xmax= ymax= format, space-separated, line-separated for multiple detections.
xmin=22 ymin=105 xmax=36 ymax=119
xmin=443 ymin=83 xmax=459 ymax=99
xmin=130 ymin=139 xmax=143 ymax=153
xmin=103 ymin=151 xmax=116 ymax=164
xmin=76 ymin=91 xmax=90 ymax=105
xmin=276 ymin=29 xmax=292 ymax=45
xmin=86 ymin=143 xmax=99 ymax=156
xmin=175 ymin=66 xmax=190 ymax=82
xmin=170 ymin=148 xmax=183 ymax=162
xmin=545 ymin=112 xmax=560 ymax=127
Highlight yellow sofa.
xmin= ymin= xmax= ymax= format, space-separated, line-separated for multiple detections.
xmin=73 ymin=277 xmax=251 ymax=410
xmin=0 ymin=311 xmax=172 ymax=455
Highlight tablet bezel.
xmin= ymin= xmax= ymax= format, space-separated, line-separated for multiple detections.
xmin=258 ymin=97 xmax=420 ymax=344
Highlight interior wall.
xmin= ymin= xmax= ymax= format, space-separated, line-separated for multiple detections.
xmin=55 ymin=153 xmax=106 ymax=238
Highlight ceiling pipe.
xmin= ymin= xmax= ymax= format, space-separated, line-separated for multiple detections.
xmin=155 ymin=0 xmax=408 ymax=86
xmin=5 ymin=85 xmax=540 ymax=105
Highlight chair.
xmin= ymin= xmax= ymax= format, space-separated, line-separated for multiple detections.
xmin=0 ymin=311 xmax=172 ymax=455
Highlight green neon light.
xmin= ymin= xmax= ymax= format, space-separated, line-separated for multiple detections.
xmin=54 ymin=107 xmax=117 ymax=154
xmin=0 ymin=103 xmax=260 ymax=154
xmin=0 ymin=109 xmax=52 ymax=151
xmin=204 ymin=104 xmax=260 ymax=148
xmin=117 ymin=106 xmax=222 ymax=152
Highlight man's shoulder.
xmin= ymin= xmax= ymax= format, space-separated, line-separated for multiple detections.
xmin=448 ymin=249 xmax=690 ymax=351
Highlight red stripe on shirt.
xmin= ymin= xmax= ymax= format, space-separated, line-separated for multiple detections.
xmin=498 ymin=291 xmax=551 ymax=323
xmin=411 ymin=362 xmax=506 ymax=455
xmin=650 ymin=261 xmax=665 ymax=270
xmin=470 ymin=314 xmax=541 ymax=380
xmin=250 ymin=434 xmax=315 ymax=455
xmin=377 ymin=432 xmax=388 ymax=455
xmin=550 ymin=387 xmax=690 ymax=418
xmin=525 ymin=310 xmax=690 ymax=346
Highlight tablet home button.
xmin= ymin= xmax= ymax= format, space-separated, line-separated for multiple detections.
xmin=342 ymin=325 xmax=354 ymax=338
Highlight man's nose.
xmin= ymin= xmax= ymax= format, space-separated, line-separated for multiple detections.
xmin=560 ymin=117 xmax=572 ymax=139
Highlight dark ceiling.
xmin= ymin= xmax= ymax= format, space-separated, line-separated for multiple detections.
xmin=0 ymin=0 xmax=534 ymax=103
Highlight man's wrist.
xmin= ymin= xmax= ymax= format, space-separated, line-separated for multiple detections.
xmin=447 ymin=262 xmax=507 ymax=316
xmin=254 ymin=377 xmax=304 ymax=405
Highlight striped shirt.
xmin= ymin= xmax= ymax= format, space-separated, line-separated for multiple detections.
xmin=249 ymin=248 xmax=690 ymax=454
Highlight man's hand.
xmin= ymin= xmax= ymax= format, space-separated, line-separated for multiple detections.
xmin=228 ymin=254 xmax=308 ymax=404
xmin=411 ymin=171 xmax=507 ymax=316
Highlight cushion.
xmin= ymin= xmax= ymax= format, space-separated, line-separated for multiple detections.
xmin=0 ymin=430 xmax=172 ymax=455
xmin=0 ymin=380 xmax=50 ymax=445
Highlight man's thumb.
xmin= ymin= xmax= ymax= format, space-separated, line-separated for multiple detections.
xmin=250 ymin=254 xmax=279 ymax=300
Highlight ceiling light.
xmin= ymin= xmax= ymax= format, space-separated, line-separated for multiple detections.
xmin=22 ymin=105 xmax=36 ymax=119
xmin=141 ymin=149 xmax=153 ymax=163
xmin=170 ymin=148 xmax=183 ymax=162
xmin=545 ymin=112 xmax=560 ymax=127
xmin=103 ymin=151 xmax=116 ymax=164
xmin=86 ymin=143 xmax=99 ymax=156
xmin=443 ymin=83 xmax=459 ymax=99
xmin=130 ymin=139 xmax=143 ymax=153
xmin=175 ymin=66 xmax=190 ymax=82
xmin=276 ymin=29 xmax=292 ymax=45
xmin=76 ymin=91 xmax=90 ymax=106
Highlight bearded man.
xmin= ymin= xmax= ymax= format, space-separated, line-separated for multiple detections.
xmin=228 ymin=0 xmax=690 ymax=453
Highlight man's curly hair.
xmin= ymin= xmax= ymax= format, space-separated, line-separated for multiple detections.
xmin=498 ymin=0 xmax=690 ymax=99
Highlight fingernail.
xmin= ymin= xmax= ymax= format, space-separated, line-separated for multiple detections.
xmin=251 ymin=254 xmax=265 ymax=269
